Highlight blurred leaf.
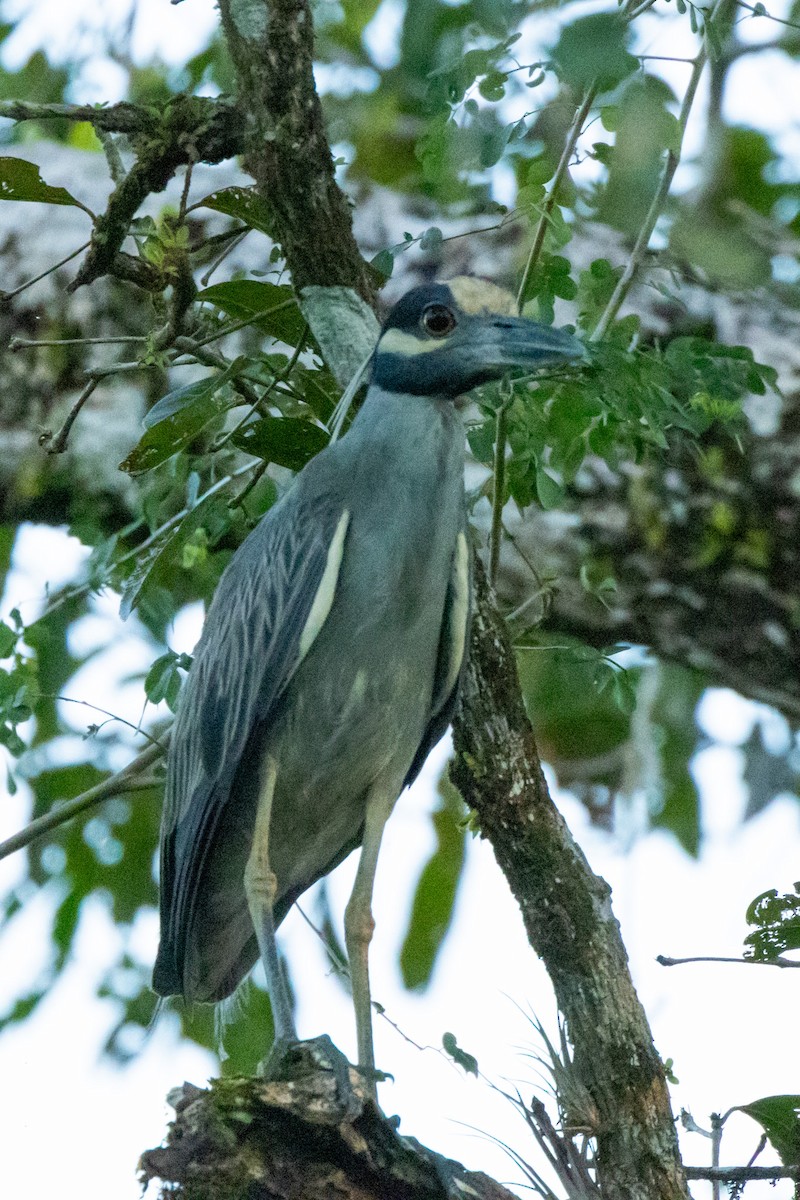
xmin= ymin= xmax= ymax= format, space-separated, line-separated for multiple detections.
xmin=551 ymin=14 xmax=638 ymax=92
xmin=219 ymin=981 xmax=276 ymax=1076
xmin=737 ymin=1095 xmax=800 ymax=1166
xmin=442 ymin=1031 xmax=478 ymax=1076
xmin=596 ymin=75 xmax=679 ymax=234
xmin=400 ymin=775 xmax=466 ymax=991
xmin=742 ymin=725 xmax=799 ymax=818
xmin=118 ymin=493 xmax=233 ymax=619
xmin=515 ymin=635 xmax=634 ymax=789
xmin=648 ymin=664 xmax=704 ymax=856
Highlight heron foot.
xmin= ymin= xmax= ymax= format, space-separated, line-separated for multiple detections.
xmin=259 ymin=1034 xmax=364 ymax=1120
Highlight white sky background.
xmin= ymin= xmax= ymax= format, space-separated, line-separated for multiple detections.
xmin=0 ymin=1 xmax=799 ymax=1197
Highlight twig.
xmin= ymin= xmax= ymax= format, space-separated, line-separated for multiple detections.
xmin=10 ymin=334 xmax=148 ymax=350
xmin=626 ymin=0 xmax=662 ymax=17
xmin=590 ymin=22 xmax=713 ymax=342
xmin=517 ymin=86 xmax=596 ymax=308
xmin=26 ymin=462 xmax=257 ymax=627
xmin=0 ymin=738 xmax=168 ymax=862
xmin=711 ymin=1113 xmax=722 ymax=1200
xmin=44 ymin=378 xmax=100 ymax=454
xmin=96 ymin=129 xmax=127 ymax=184
xmin=0 ymin=240 xmax=91 ymax=303
xmin=735 ymin=0 xmax=800 ymax=29
xmin=684 ymin=1166 xmax=800 ymax=1181
xmin=44 ymin=694 xmax=167 ymax=748
xmin=658 ymin=953 xmax=800 ymax=968
xmin=179 ymin=159 xmax=195 ymax=223
xmin=0 ymin=99 xmax=159 ymax=134
xmin=200 ymin=228 xmax=250 ymax=286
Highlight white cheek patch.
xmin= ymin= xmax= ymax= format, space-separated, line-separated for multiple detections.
xmin=299 ymin=511 xmax=351 ymax=661
xmin=378 ymin=328 xmax=445 ymax=356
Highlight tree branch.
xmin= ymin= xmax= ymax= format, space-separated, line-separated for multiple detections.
xmin=68 ymin=96 xmax=245 ymax=291
xmin=0 ymin=99 xmax=160 ymax=134
xmin=658 ymin=954 xmax=800 ymax=969
xmin=451 ymin=561 xmax=689 ymax=1200
xmin=0 ymin=738 xmax=166 ymax=862
xmin=216 ymin=0 xmax=376 ymax=305
xmin=685 ymin=1165 xmax=800 ymax=1181
xmin=140 ymin=1074 xmax=517 ymax=1200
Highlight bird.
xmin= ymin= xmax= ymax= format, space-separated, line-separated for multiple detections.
xmin=153 ymin=276 xmax=582 ymax=1092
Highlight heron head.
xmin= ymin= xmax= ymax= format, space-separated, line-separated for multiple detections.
xmin=371 ymin=276 xmax=584 ymax=400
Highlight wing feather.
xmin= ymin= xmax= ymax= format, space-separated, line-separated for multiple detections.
xmin=154 ymin=490 xmax=349 ymax=996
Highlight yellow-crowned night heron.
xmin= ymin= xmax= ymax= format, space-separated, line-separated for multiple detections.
xmin=153 ymin=277 xmax=581 ymax=1090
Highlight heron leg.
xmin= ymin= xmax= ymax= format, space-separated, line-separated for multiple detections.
xmin=344 ymin=782 xmax=395 ymax=1093
xmin=244 ymin=755 xmax=296 ymax=1044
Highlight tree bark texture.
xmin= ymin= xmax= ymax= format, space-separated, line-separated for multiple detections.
xmin=217 ymin=0 xmax=376 ymax=305
xmin=139 ymin=1074 xmax=517 ymax=1200
xmin=451 ymin=563 xmax=689 ymax=1200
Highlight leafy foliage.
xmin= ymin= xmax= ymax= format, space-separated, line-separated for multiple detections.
xmin=745 ymin=884 xmax=800 ymax=961
xmin=0 ymin=0 xmax=798 ymax=1109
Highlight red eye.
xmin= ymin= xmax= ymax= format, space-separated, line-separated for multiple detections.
xmin=422 ymin=304 xmax=457 ymax=337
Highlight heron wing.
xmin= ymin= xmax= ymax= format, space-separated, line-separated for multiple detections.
xmin=404 ymin=525 xmax=472 ymax=787
xmin=155 ymin=490 xmax=350 ymax=996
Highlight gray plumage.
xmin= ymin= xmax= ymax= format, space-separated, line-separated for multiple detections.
xmin=153 ymin=278 xmax=582 ymax=1079
xmin=154 ymin=384 xmax=467 ymax=1001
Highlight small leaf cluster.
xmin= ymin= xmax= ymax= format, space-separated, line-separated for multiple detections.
xmin=745 ymin=884 xmax=800 ymax=961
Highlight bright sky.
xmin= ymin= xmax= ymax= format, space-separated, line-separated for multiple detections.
xmin=1 ymin=0 xmax=799 ymax=1197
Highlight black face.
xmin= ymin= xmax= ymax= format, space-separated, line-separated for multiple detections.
xmin=380 ymin=283 xmax=458 ymax=337
xmin=371 ymin=281 xmax=583 ymax=399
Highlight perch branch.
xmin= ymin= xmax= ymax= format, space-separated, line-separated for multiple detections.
xmin=0 ymin=738 xmax=167 ymax=862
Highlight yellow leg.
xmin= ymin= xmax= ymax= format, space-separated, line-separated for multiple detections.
xmin=344 ymin=784 xmax=395 ymax=1094
xmin=244 ymin=756 xmax=296 ymax=1044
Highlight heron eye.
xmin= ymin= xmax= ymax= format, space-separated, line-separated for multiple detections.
xmin=422 ymin=304 xmax=457 ymax=337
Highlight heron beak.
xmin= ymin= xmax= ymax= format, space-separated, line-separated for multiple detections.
xmin=483 ymin=316 xmax=586 ymax=371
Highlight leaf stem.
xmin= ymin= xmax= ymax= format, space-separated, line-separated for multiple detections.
xmin=0 ymin=240 xmax=91 ymax=303
xmin=591 ymin=37 xmax=710 ymax=342
xmin=516 ymin=85 xmax=596 ymax=309
xmin=0 ymin=738 xmax=168 ymax=862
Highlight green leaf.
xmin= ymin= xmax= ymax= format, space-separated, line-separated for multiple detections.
xmin=232 ymin=416 xmax=329 ymax=471
xmin=467 ymin=418 xmax=495 ymax=464
xmin=0 ymin=157 xmax=85 ymax=210
xmin=551 ymin=14 xmax=638 ymax=92
xmin=197 ymin=281 xmax=307 ymax=346
xmin=737 ymin=1095 xmax=800 ymax=1166
xmin=535 ymin=465 xmax=564 ymax=510
xmin=400 ymin=776 xmax=466 ymax=991
xmin=442 ymin=1031 xmax=478 ymax=1077
xmin=118 ymin=493 xmax=233 ymax=619
xmin=745 ymin=884 xmax=800 ymax=961
xmin=142 ymin=366 xmax=240 ymax=430
xmin=0 ymin=621 xmax=16 ymax=658
xmin=196 ymin=186 xmax=275 ymax=236
xmin=144 ymin=651 xmax=186 ymax=711
xmin=121 ymin=367 xmax=240 ymax=475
